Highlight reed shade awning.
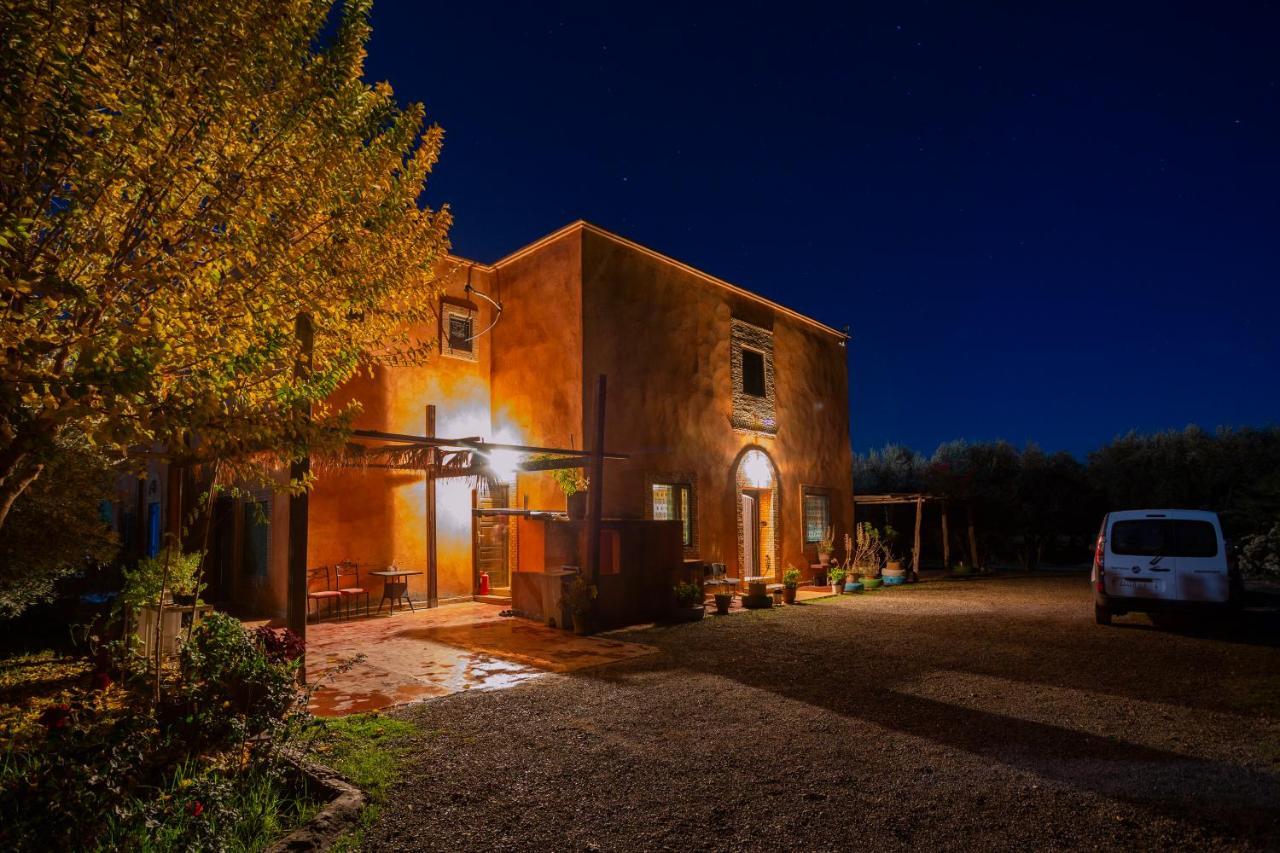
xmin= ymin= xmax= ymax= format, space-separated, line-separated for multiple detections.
xmin=309 ymin=428 xmax=629 ymax=480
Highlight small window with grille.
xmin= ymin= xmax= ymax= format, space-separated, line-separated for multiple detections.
xmin=441 ymin=303 xmax=478 ymax=361
xmin=803 ymin=491 xmax=830 ymax=544
xmin=652 ymin=482 xmax=694 ymax=547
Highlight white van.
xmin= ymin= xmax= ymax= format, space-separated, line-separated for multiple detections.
xmin=1091 ymin=509 xmax=1241 ymax=625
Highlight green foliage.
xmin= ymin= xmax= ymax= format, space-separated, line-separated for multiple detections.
xmin=0 ymin=0 xmax=452 ymax=529
xmin=1240 ymin=521 xmax=1280 ymax=579
xmin=0 ymin=613 xmax=312 ymax=848
xmin=856 ymin=426 xmax=1280 ymax=570
xmin=827 ymin=564 xmax=848 ymax=586
xmin=672 ymin=582 xmax=702 ymax=608
xmin=177 ymin=612 xmax=303 ymax=747
xmin=783 ymin=566 xmax=801 ymax=588
xmin=564 ymin=575 xmax=597 ymax=616
xmin=0 ymin=439 xmax=118 ymax=618
xmin=120 ymin=547 xmax=205 ymax=610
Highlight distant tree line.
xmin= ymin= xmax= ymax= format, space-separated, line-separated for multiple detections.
xmin=854 ymin=426 xmax=1280 ymax=575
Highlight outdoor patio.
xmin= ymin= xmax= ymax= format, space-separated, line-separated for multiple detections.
xmin=292 ymin=603 xmax=658 ymax=716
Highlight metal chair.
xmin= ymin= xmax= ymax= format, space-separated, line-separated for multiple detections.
xmin=307 ymin=566 xmax=342 ymax=621
xmin=335 ymin=561 xmax=370 ymax=619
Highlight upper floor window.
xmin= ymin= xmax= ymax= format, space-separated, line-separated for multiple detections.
xmin=740 ymin=348 xmax=766 ymax=397
xmin=803 ymin=490 xmax=830 ymax=544
xmin=652 ymin=481 xmax=694 ymax=548
xmin=441 ymin=302 xmax=478 ymax=361
xmin=730 ymin=318 xmax=776 ymax=434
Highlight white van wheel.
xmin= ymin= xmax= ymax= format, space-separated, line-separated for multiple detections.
xmin=1094 ymin=604 xmax=1112 ymax=626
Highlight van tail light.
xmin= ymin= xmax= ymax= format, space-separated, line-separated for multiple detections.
xmin=1094 ymin=535 xmax=1106 ymax=593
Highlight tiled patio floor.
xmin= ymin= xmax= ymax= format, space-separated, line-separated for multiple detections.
xmin=299 ymin=602 xmax=657 ymax=716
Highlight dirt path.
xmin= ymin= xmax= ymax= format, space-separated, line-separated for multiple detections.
xmin=367 ymin=575 xmax=1280 ymax=851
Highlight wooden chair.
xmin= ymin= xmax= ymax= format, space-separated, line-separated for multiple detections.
xmin=307 ymin=566 xmax=342 ymax=621
xmin=334 ymin=561 xmax=370 ymax=619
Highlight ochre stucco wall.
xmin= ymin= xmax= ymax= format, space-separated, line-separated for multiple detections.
xmin=306 ymin=260 xmax=496 ymax=605
xmin=579 ymin=227 xmax=853 ymax=580
xmin=489 ymin=228 xmax=584 ymax=514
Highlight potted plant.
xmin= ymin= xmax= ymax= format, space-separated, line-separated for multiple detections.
xmin=817 ymin=527 xmax=835 ymax=566
xmin=565 ymin=575 xmax=597 ymax=634
xmin=881 ymin=524 xmax=907 ymax=585
xmin=853 ymin=522 xmax=884 ymax=589
xmin=553 ymin=467 xmax=590 ymax=520
xmin=782 ymin=566 xmax=801 ymax=604
xmin=670 ymin=582 xmax=705 ymax=622
xmin=827 ymin=563 xmax=847 ymax=594
xmin=121 ymin=547 xmax=205 ymax=609
xmin=713 ymin=588 xmax=734 ymax=615
xmin=952 ymin=561 xmax=974 ymax=577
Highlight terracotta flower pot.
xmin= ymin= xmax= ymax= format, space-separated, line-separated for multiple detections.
xmin=566 ymin=491 xmax=588 ymax=520
xmin=572 ymin=612 xmax=591 ymax=634
xmin=783 ymin=586 xmax=797 ymax=605
xmin=714 ymin=594 xmax=732 ymax=615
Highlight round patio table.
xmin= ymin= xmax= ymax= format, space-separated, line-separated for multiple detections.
xmin=369 ymin=569 xmax=423 ymax=614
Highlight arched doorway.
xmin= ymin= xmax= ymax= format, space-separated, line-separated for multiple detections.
xmin=735 ymin=447 xmax=779 ymax=579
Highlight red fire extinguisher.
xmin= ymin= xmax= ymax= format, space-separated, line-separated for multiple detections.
xmin=478 ymin=571 xmax=490 ymax=596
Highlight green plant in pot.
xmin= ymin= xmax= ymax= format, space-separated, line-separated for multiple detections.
xmin=853 ymin=522 xmax=884 ymax=587
xmin=121 ymin=547 xmax=205 ymax=609
xmin=565 ymin=574 xmax=597 ymax=634
xmin=555 ymin=467 xmax=589 ymax=520
xmin=671 ymin=581 xmax=705 ymax=622
xmin=713 ymin=587 xmax=734 ymax=615
xmin=782 ymin=566 xmax=801 ymax=604
xmin=817 ymin=526 xmax=835 ymax=565
xmin=826 ymin=563 xmax=847 ymax=594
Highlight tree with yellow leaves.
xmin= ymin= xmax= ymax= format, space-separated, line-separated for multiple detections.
xmin=0 ymin=0 xmax=451 ymax=529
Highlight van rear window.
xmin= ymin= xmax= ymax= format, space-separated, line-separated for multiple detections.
xmin=1110 ymin=519 xmax=1218 ymax=557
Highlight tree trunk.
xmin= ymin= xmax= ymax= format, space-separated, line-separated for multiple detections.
xmin=967 ymin=503 xmax=979 ymax=569
xmin=941 ymin=502 xmax=951 ymax=570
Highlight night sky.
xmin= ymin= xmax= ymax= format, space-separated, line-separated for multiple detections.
xmin=363 ymin=1 xmax=1279 ymax=457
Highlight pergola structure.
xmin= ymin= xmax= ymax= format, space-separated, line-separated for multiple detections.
xmin=852 ymin=492 xmax=980 ymax=581
xmin=284 ymin=375 xmax=625 ymax=678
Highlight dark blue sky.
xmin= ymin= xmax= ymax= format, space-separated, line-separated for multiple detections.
xmin=364 ymin=1 xmax=1279 ymax=457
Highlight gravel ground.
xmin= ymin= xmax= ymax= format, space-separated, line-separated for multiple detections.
xmin=366 ymin=575 xmax=1280 ymax=852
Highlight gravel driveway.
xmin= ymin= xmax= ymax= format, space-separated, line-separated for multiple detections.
xmin=366 ymin=575 xmax=1280 ymax=851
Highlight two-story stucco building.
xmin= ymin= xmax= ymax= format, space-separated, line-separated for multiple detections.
xmin=126 ymin=220 xmax=852 ymax=617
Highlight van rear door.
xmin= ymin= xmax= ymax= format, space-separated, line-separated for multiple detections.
xmin=1174 ymin=519 xmax=1229 ymax=603
xmin=1105 ymin=518 xmax=1175 ymax=599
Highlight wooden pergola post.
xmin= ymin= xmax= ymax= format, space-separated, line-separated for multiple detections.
xmin=586 ymin=374 xmax=607 ymax=586
xmin=967 ymin=503 xmax=979 ymax=570
xmin=425 ymin=405 xmax=438 ymax=607
xmin=911 ymin=496 xmax=923 ymax=582
xmin=940 ymin=500 xmax=951 ymax=570
xmin=286 ymin=313 xmax=313 ymax=682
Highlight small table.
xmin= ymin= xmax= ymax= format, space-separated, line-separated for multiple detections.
xmin=369 ymin=569 xmax=423 ymax=614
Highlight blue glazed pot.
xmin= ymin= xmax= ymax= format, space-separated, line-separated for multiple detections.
xmin=844 ymin=581 xmax=863 ymax=593
xmin=882 ymin=575 xmax=906 ymax=586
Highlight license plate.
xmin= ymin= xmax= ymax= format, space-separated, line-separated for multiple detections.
xmin=1116 ymin=577 xmax=1163 ymax=594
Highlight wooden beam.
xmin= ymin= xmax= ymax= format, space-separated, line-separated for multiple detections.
xmin=286 ymin=313 xmax=313 ymax=682
xmin=911 ymin=496 xmax=923 ymax=582
xmin=586 ymin=375 xmax=607 ymax=586
xmin=425 ymin=405 xmax=438 ymax=608
xmin=350 ymin=429 xmax=628 ymax=460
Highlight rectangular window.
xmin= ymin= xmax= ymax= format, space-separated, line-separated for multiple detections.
xmin=652 ymin=483 xmax=693 ymax=547
xmin=448 ymin=314 xmax=473 ymax=353
xmin=1110 ymin=519 xmax=1219 ymax=558
xmin=741 ymin=348 xmax=766 ymax=397
xmin=803 ymin=492 xmax=830 ymax=544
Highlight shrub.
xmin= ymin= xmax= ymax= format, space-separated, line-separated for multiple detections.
xmin=827 ymin=564 xmax=848 ymax=586
xmin=672 ymin=582 xmax=702 ymax=608
xmin=783 ymin=566 xmax=801 ymax=588
xmin=176 ymin=612 xmax=305 ymax=748
xmin=1240 ymin=521 xmax=1280 ymax=579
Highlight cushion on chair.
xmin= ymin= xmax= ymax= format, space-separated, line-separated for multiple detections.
xmin=338 ymin=587 xmax=366 ymax=595
xmin=308 ymin=590 xmax=342 ymax=598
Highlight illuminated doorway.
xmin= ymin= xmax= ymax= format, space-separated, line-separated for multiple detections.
xmin=735 ymin=448 xmax=778 ymax=579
